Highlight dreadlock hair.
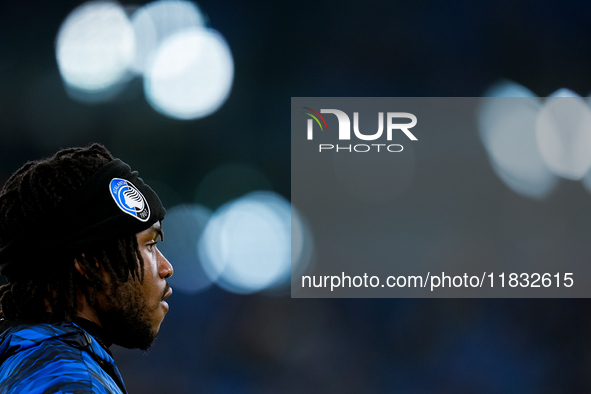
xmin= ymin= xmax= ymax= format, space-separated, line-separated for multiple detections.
xmin=0 ymin=143 xmax=145 ymax=323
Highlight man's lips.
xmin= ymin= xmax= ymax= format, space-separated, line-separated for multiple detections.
xmin=162 ymin=284 xmax=173 ymax=301
xmin=161 ymin=285 xmax=172 ymax=312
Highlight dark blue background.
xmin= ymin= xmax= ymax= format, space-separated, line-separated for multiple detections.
xmin=2 ymin=0 xmax=591 ymax=392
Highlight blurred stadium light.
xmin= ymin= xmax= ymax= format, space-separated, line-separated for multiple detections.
xmin=144 ymin=27 xmax=234 ymax=120
xmin=548 ymin=88 xmax=579 ymax=98
xmin=484 ymin=80 xmax=537 ymax=98
xmin=56 ymin=0 xmax=233 ymax=119
xmin=56 ymin=1 xmax=135 ymax=101
xmin=478 ymin=81 xmax=558 ymax=199
xmin=130 ymin=0 xmax=206 ymax=74
xmin=198 ymin=192 xmax=311 ymax=294
xmin=536 ymin=92 xmax=591 ymax=180
xmin=158 ymin=204 xmax=213 ymax=294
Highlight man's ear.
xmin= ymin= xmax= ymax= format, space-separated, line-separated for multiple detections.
xmin=74 ymin=259 xmax=92 ymax=282
xmin=74 ymin=254 xmax=101 ymax=282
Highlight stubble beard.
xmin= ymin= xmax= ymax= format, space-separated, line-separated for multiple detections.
xmin=96 ymin=279 xmax=157 ymax=351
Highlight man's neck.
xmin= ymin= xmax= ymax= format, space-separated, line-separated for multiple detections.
xmin=75 ymin=287 xmax=102 ymax=327
xmin=75 ymin=317 xmax=113 ymax=348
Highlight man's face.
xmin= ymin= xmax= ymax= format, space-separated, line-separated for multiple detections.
xmin=96 ymin=222 xmax=173 ymax=350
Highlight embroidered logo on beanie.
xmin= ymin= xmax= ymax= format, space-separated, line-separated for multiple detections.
xmin=109 ymin=178 xmax=150 ymax=222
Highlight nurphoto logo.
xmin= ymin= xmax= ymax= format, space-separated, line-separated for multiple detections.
xmin=303 ymin=107 xmax=418 ymax=153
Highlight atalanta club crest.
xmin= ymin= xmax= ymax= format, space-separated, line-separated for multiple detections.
xmin=109 ymin=178 xmax=150 ymax=222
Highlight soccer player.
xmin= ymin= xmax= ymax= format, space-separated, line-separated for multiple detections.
xmin=0 ymin=143 xmax=173 ymax=393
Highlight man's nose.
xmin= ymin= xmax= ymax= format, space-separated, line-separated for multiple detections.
xmin=158 ymin=250 xmax=173 ymax=279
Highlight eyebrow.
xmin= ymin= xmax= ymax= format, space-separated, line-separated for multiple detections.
xmin=153 ymin=222 xmax=164 ymax=241
xmin=142 ymin=222 xmax=163 ymax=241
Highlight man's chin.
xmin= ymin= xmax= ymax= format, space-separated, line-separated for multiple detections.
xmin=95 ymin=281 xmax=161 ymax=350
xmin=97 ymin=307 xmax=158 ymax=350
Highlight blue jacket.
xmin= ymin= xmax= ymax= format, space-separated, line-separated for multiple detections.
xmin=0 ymin=321 xmax=127 ymax=394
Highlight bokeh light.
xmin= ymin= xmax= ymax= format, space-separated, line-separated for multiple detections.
xmin=548 ymin=88 xmax=579 ymax=98
xmin=56 ymin=1 xmax=135 ymax=96
xmin=144 ymin=27 xmax=234 ymax=120
xmin=536 ymin=95 xmax=591 ymax=180
xmin=290 ymin=204 xmax=314 ymax=290
xmin=130 ymin=0 xmax=206 ymax=74
xmin=484 ymin=80 xmax=537 ymax=98
xmin=158 ymin=204 xmax=213 ymax=294
xmin=198 ymin=192 xmax=304 ymax=294
xmin=478 ymin=82 xmax=558 ymax=198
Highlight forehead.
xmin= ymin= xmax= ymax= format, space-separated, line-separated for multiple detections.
xmin=136 ymin=222 xmax=161 ymax=239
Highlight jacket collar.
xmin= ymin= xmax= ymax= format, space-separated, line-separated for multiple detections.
xmin=0 ymin=320 xmax=127 ymax=393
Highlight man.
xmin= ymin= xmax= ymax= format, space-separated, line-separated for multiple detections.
xmin=0 ymin=143 xmax=173 ymax=393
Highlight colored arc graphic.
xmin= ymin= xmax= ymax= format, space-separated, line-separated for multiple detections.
xmin=303 ymin=107 xmax=329 ymax=131
xmin=305 ymin=112 xmax=323 ymax=130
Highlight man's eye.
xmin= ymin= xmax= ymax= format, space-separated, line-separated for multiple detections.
xmin=148 ymin=242 xmax=158 ymax=251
